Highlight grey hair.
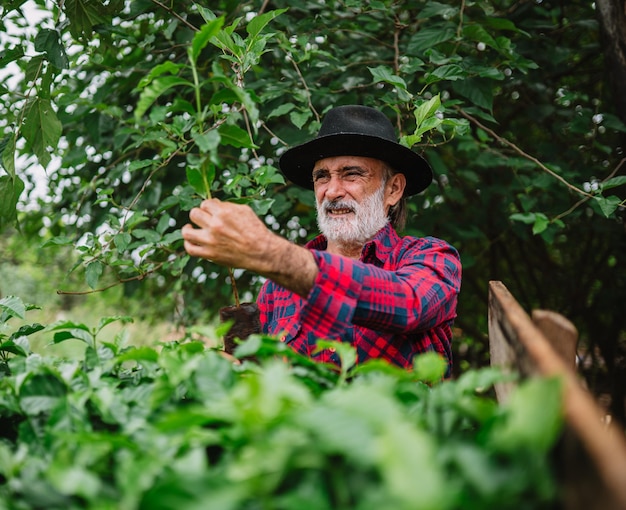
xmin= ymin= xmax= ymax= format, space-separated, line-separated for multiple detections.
xmin=381 ymin=163 xmax=408 ymax=231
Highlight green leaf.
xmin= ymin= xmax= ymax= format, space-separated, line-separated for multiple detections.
xmin=246 ymin=8 xmax=287 ymax=40
xmin=212 ymin=27 xmax=240 ymax=56
xmin=462 ymin=24 xmax=497 ymax=48
xmin=408 ymin=26 xmax=456 ymax=54
xmin=34 ymin=28 xmax=68 ymax=69
xmin=156 ymin=214 xmax=171 ymax=235
xmin=186 ymin=161 xmax=215 ymax=199
xmin=594 ymin=195 xmax=622 ymax=218
xmin=135 ymin=76 xmax=194 ymax=120
xmin=0 ymin=340 xmax=28 ymax=357
xmin=510 ymin=212 xmax=550 ymax=234
xmin=64 ymin=0 xmax=109 ymax=39
xmin=383 ymin=424 xmax=448 ymax=508
xmin=417 ymin=2 xmax=459 ymax=20
xmin=52 ymin=329 xmax=95 ymax=347
xmin=21 ymin=97 xmax=62 ymax=167
xmin=190 ymin=17 xmax=225 ymax=62
xmin=0 ymin=296 xmax=26 ymax=321
xmin=114 ymin=232 xmax=132 ymax=252
xmin=218 ymin=124 xmax=256 ymax=149
xmin=133 ymin=228 xmax=161 ymax=243
xmin=0 ymin=175 xmax=24 ymax=229
xmin=128 ymin=159 xmax=154 ymax=172
xmin=10 ymin=323 xmax=45 ymax=341
xmin=509 ymin=212 xmax=535 ymax=225
xmin=162 ymin=230 xmax=183 ymax=245
xmin=290 ymin=110 xmax=312 ymax=129
xmin=0 ymin=45 xmax=25 ymax=67
xmin=47 ymin=320 xmax=91 ymax=332
xmin=192 ymin=129 xmax=221 ymax=153
xmin=452 ymin=78 xmax=494 ymax=111
xmin=47 ymin=465 xmax=101 ymax=501
xmin=456 ymin=366 xmax=513 ymax=394
xmin=490 ymin=376 xmax=563 ymax=453
xmin=0 ymin=132 xmax=16 ymax=179
xmin=484 ymin=16 xmax=528 ymax=35
xmin=531 ymin=213 xmax=549 ymax=235
xmin=115 ymin=346 xmax=159 ymax=364
xmin=19 ymin=372 xmax=67 ymax=415
xmin=97 ymin=315 xmax=133 ymax=334
xmin=368 ymin=65 xmax=409 ymax=91
xmin=125 ymin=212 xmax=149 ymax=229
xmin=414 ymin=95 xmax=441 ymax=128
xmin=413 ymin=352 xmax=446 ymax=383
xmin=25 ymin=55 xmax=45 ymax=83
xmin=601 ymin=175 xmax=626 ymax=191
xmin=136 ymin=61 xmax=182 ymax=89
xmin=42 ymin=235 xmax=74 ymax=247
xmin=314 ymin=340 xmax=356 ymax=384
xmin=427 ymin=64 xmax=466 ymax=83
xmin=85 ymin=261 xmax=104 ymax=289
xmin=267 ymin=103 xmax=295 ymax=119
xmin=253 ymin=166 xmax=285 ymax=187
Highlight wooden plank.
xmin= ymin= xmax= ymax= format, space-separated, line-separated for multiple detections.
xmin=531 ymin=309 xmax=578 ymax=373
xmin=488 ymin=280 xmax=626 ymax=510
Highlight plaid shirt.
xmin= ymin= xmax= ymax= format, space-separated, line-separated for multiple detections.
xmin=257 ymin=222 xmax=461 ymax=374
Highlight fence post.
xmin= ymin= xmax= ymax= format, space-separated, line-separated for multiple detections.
xmin=488 ymin=280 xmax=626 ymax=510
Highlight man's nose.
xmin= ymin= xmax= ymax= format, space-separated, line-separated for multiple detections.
xmin=325 ymin=174 xmax=346 ymax=200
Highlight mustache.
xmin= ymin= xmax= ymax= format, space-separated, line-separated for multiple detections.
xmin=323 ymin=199 xmax=356 ymax=213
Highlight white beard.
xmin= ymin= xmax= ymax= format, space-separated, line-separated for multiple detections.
xmin=316 ymin=184 xmax=389 ymax=245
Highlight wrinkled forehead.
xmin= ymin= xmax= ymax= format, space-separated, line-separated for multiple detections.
xmin=312 ymin=155 xmax=388 ymax=174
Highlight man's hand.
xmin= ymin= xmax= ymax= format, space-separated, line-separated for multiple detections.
xmin=181 ymin=198 xmax=318 ymax=298
xmin=182 ymin=198 xmax=272 ymax=271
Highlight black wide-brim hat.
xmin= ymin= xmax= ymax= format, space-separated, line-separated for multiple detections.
xmin=279 ymin=105 xmax=433 ymax=196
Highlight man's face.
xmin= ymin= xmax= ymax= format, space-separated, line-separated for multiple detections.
xmin=312 ymin=156 xmax=404 ymax=244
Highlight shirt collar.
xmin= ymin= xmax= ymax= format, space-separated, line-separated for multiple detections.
xmin=305 ymin=222 xmax=399 ymax=265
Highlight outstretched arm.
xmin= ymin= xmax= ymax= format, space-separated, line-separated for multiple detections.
xmin=181 ymin=198 xmax=318 ymax=298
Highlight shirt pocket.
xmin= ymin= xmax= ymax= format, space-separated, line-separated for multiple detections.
xmin=270 ymin=316 xmax=302 ymax=345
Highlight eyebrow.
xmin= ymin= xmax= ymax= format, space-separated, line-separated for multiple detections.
xmin=312 ymin=165 xmax=369 ymax=178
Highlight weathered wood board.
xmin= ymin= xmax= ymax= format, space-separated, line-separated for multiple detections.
xmin=488 ymin=280 xmax=626 ymax=510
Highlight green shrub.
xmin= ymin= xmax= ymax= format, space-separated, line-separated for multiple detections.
xmin=0 ymin=296 xmax=563 ymax=510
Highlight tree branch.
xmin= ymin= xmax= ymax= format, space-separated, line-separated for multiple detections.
xmin=150 ymin=0 xmax=198 ymax=32
xmin=455 ymin=107 xmax=594 ymax=199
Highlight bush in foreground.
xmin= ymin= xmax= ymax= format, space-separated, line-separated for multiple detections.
xmin=0 ymin=296 xmax=563 ymax=509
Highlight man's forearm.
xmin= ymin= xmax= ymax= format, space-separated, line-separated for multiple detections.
xmin=182 ymin=199 xmax=318 ymax=298
xmin=257 ymin=234 xmax=318 ymax=298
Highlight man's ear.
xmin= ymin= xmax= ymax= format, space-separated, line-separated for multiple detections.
xmin=386 ymin=172 xmax=406 ymax=207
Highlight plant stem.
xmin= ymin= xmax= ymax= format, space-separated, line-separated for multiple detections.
xmin=228 ymin=267 xmax=240 ymax=307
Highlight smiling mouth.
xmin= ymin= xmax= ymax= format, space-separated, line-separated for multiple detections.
xmin=326 ymin=207 xmax=354 ymax=216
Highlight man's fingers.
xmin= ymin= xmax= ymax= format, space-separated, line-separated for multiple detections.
xmin=182 ymin=223 xmax=207 ymax=246
xmin=189 ymin=206 xmax=212 ymax=228
xmin=181 ymin=223 xmax=200 ymax=238
xmin=182 ymin=225 xmax=215 ymax=260
xmin=183 ymin=239 xmax=206 ymax=258
xmin=200 ymin=197 xmax=220 ymax=212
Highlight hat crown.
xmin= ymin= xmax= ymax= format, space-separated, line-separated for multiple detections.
xmin=318 ymin=105 xmax=396 ymax=142
xmin=278 ymin=104 xmax=433 ymax=196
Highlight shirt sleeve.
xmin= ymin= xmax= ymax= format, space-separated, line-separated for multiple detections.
xmin=257 ymin=279 xmax=273 ymax=333
xmin=300 ymin=238 xmax=461 ymax=339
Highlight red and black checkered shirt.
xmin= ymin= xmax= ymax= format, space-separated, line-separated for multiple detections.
xmin=257 ymin=222 xmax=461 ymax=375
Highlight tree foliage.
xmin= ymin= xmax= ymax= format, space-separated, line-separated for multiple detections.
xmin=0 ymin=0 xmax=625 ymax=419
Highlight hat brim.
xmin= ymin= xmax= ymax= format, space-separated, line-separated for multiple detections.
xmin=279 ymin=133 xmax=433 ymax=196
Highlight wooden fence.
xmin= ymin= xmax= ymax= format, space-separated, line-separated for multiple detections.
xmin=488 ymin=280 xmax=626 ymax=510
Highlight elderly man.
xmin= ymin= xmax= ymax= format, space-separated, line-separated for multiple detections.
xmin=182 ymin=105 xmax=461 ymax=374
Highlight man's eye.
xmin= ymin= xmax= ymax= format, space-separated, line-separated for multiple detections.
xmin=313 ymin=173 xmax=329 ymax=183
